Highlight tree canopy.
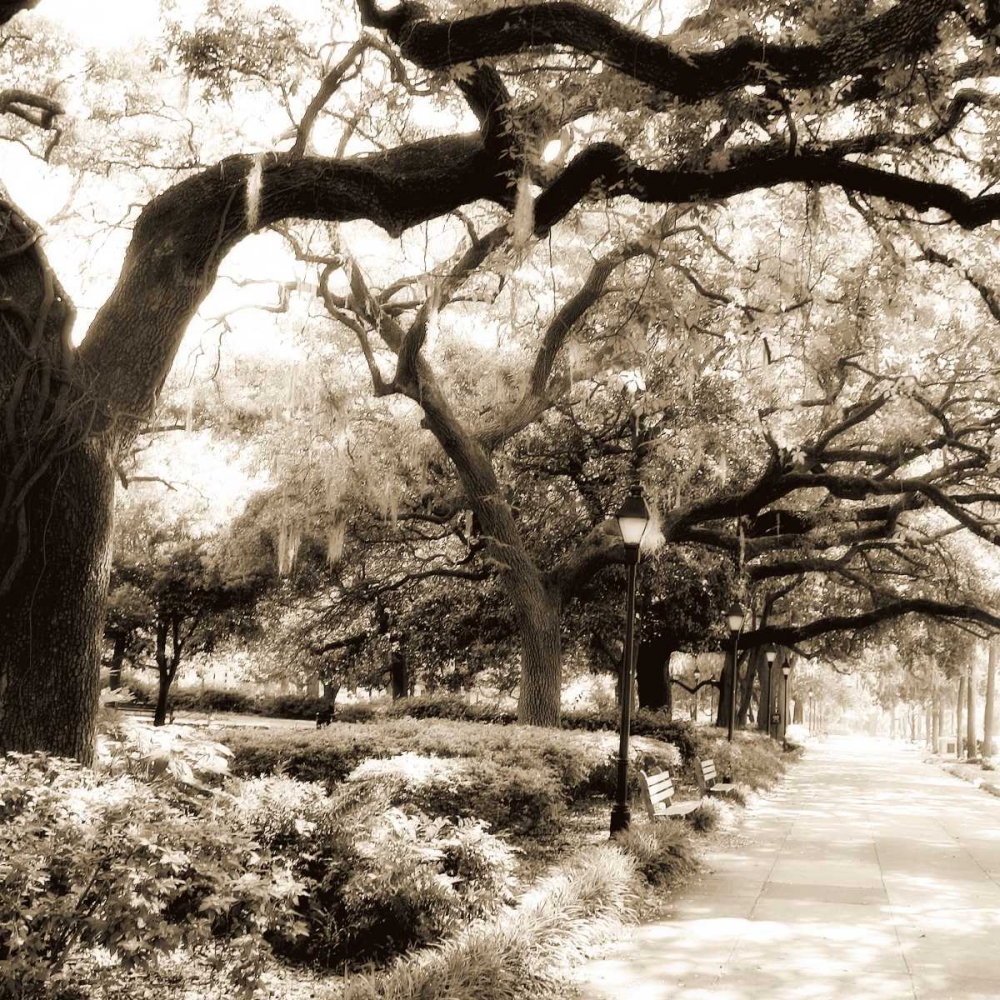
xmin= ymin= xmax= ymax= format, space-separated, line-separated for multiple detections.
xmin=6 ymin=0 xmax=1000 ymax=757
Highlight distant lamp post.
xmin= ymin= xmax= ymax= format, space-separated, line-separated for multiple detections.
xmin=693 ymin=666 xmax=701 ymax=722
xmin=765 ymin=645 xmax=778 ymax=739
xmin=610 ymin=484 xmax=650 ymax=836
xmin=781 ymin=661 xmax=792 ymax=738
xmin=725 ymin=601 xmax=745 ymax=742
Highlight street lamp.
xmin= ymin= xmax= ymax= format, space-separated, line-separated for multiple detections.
xmin=765 ymin=645 xmax=777 ymax=739
xmin=725 ymin=601 xmax=744 ymax=742
xmin=781 ymin=660 xmax=792 ymax=738
xmin=610 ymin=483 xmax=650 ymax=836
xmin=693 ymin=666 xmax=701 ymax=722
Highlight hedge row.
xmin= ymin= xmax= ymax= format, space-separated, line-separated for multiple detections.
xmin=219 ymin=717 xmax=685 ymax=835
xmin=120 ymin=685 xmax=702 ymax=759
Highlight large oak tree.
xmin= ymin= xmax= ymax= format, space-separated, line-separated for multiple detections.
xmin=7 ymin=0 xmax=1000 ymax=759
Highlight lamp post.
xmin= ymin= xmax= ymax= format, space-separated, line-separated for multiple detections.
xmin=610 ymin=483 xmax=650 ymax=836
xmin=725 ymin=602 xmax=745 ymax=742
xmin=693 ymin=666 xmax=701 ymax=722
xmin=765 ymin=645 xmax=777 ymax=739
xmin=781 ymin=661 xmax=792 ymax=739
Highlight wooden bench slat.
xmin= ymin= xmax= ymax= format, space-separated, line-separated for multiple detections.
xmin=646 ymin=774 xmax=674 ymax=794
xmin=640 ymin=769 xmax=700 ymax=822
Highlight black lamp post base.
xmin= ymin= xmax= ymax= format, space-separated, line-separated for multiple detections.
xmin=609 ymin=804 xmax=631 ymax=836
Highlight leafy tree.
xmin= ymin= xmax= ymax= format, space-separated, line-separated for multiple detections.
xmin=11 ymin=0 xmax=1000 ymax=757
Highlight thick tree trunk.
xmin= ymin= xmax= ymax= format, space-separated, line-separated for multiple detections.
xmin=389 ymin=649 xmax=408 ymax=700
xmin=1 ymin=193 xmax=114 ymax=764
xmin=0 ymin=445 xmax=113 ymax=764
xmin=109 ymin=633 xmax=127 ymax=691
xmin=153 ymin=621 xmax=179 ymax=728
xmin=716 ymin=651 xmax=736 ymax=728
xmin=737 ymin=649 xmax=756 ymax=726
xmin=154 ymin=671 xmax=171 ymax=727
xmin=756 ymin=658 xmax=771 ymax=732
xmin=515 ymin=592 xmax=562 ymax=726
xmin=793 ymin=694 xmax=804 ymax=724
xmin=985 ymin=640 xmax=997 ymax=757
xmin=636 ymin=637 xmax=674 ymax=711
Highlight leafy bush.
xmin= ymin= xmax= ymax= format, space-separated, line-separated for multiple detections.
xmin=218 ymin=776 xmax=517 ymax=970
xmin=345 ymin=753 xmax=566 ymax=836
xmin=0 ymin=753 xmax=304 ymax=999
xmin=222 ymin=718 xmax=682 ymax=811
xmin=256 ymin=693 xmax=326 ymax=719
xmin=614 ymin=823 xmax=695 ymax=887
xmin=382 ymin=694 xmax=514 ymax=724
xmin=701 ymin=732 xmax=786 ymax=791
xmin=561 ymin=709 xmax=701 ymax=763
xmin=343 ymin=843 xmax=641 ymax=1000
xmin=220 ymin=775 xmax=339 ymax=846
xmin=333 ymin=701 xmax=380 ymax=723
xmin=687 ymin=801 xmax=720 ymax=833
xmin=97 ymin=719 xmax=233 ymax=790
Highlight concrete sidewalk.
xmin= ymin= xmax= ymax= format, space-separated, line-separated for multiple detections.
xmin=574 ymin=736 xmax=1000 ymax=1000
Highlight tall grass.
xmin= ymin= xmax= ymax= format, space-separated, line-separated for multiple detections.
xmin=340 ymin=845 xmax=642 ymax=1000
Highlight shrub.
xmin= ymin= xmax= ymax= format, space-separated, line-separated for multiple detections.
xmin=439 ymin=818 xmax=518 ymax=916
xmin=257 ymin=693 xmax=326 ymax=719
xmin=342 ymin=843 xmax=641 ymax=1000
xmin=335 ymin=701 xmax=380 ymax=723
xmin=222 ymin=719 xmax=683 ymax=811
xmin=345 ymin=753 xmax=566 ymax=836
xmin=701 ymin=733 xmax=786 ymax=791
xmin=97 ymin=719 xmax=233 ymax=790
xmin=562 ymin=709 xmax=701 ymax=763
xmin=218 ymin=774 xmax=517 ymax=970
xmin=382 ymin=694 xmax=514 ymax=724
xmin=687 ymin=801 xmax=720 ymax=833
xmin=614 ymin=823 xmax=695 ymax=886
xmin=0 ymin=753 xmax=304 ymax=999
xmin=222 ymin=726 xmax=384 ymax=787
xmin=220 ymin=775 xmax=340 ymax=846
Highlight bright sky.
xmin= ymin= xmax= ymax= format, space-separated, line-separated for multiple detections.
xmin=43 ymin=0 xmax=163 ymax=44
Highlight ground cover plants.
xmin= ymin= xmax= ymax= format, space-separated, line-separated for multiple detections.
xmin=2 ymin=713 xmax=796 ymax=1000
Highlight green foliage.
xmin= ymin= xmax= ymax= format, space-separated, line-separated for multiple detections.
xmin=0 ymin=753 xmax=304 ymax=1000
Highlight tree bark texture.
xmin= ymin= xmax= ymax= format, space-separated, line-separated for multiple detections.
xmin=0 ymin=445 xmax=113 ymax=763
xmin=716 ymin=651 xmax=735 ymax=728
xmin=737 ymin=648 xmax=757 ymax=726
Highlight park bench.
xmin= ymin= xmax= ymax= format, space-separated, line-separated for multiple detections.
xmin=694 ymin=757 xmax=738 ymax=798
xmin=638 ymin=768 xmax=701 ymax=821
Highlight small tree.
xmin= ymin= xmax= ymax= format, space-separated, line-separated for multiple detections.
xmin=115 ymin=540 xmax=265 ymax=725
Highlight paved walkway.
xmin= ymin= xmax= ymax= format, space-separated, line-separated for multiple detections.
xmin=575 ymin=736 xmax=1000 ymax=1000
